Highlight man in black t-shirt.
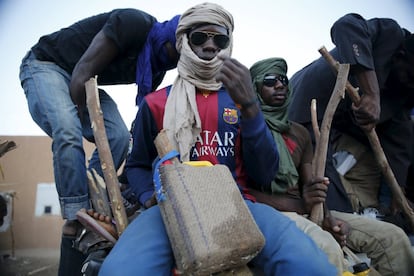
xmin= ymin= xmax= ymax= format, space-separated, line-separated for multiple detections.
xmin=19 ymin=9 xmax=180 ymax=276
xmin=288 ymin=13 xmax=414 ymax=214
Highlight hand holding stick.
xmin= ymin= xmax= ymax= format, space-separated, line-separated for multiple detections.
xmin=85 ymin=77 xmax=128 ymax=236
xmin=310 ymin=64 xmax=349 ymax=225
xmin=318 ymin=46 xmax=414 ymax=231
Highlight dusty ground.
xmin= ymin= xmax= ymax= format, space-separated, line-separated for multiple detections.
xmin=0 ymin=249 xmax=59 ymax=276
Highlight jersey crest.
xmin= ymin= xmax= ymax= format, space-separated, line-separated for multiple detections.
xmin=223 ymin=108 xmax=238 ymax=124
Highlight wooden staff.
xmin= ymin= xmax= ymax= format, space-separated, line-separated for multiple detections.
xmin=311 ymin=76 xmax=379 ymax=275
xmin=85 ymin=77 xmax=128 ymax=236
xmin=87 ymin=169 xmax=112 ymax=217
xmin=310 ymin=99 xmax=320 ymax=143
xmin=154 ymin=129 xmax=178 ymax=162
xmin=318 ymin=46 xmax=414 ymax=231
xmin=310 ymin=64 xmax=349 ymax=225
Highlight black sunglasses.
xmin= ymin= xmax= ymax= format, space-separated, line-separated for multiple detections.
xmin=263 ymin=75 xmax=289 ymax=87
xmin=189 ymin=31 xmax=230 ymax=49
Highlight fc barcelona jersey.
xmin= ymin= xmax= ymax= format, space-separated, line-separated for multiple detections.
xmin=126 ymin=85 xmax=279 ymax=205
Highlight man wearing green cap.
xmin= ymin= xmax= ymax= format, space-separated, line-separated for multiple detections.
xmin=249 ymin=57 xmax=414 ymax=275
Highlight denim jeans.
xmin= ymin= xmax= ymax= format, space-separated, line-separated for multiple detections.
xmin=99 ymin=200 xmax=337 ymax=275
xmin=19 ymin=51 xmax=130 ymax=220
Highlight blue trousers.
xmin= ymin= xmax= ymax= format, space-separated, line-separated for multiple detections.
xmin=100 ymin=200 xmax=336 ymax=275
xmin=19 ymin=51 xmax=130 ymax=220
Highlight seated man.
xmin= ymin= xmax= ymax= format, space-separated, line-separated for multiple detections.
xmin=249 ymin=57 xmax=414 ymax=275
xmin=99 ymin=3 xmax=336 ymax=275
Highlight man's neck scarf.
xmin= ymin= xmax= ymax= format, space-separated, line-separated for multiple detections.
xmin=250 ymin=58 xmax=299 ymax=193
xmin=163 ymin=2 xmax=234 ymax=161
xmin=135 ymin=15 xmax=180 ymax=105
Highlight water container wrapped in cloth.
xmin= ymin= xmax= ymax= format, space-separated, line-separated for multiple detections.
xmin=153 ymin=131 xmax=265 ymax=275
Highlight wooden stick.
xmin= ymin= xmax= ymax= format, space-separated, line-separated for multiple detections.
xmin=310 ymin=98 xmax=323 ymax=225
xmin=87 ymin=169 xmax=112 ymax=217
xmin=310 ymin=64 xmax=349 ymax=225
xmin=311 ymin=96 xmax=369 ymax=270
xmin=311 ymin=99 xmax=320 ymax=143
xmin=154 ymin=129 xmax=178 ymax=161
xmin=342 ymin=246 xmax=362 ymax=265
xmin=85 ymin=77 xmax=128 ymax=236
xmin=310 ymin=98 xmax=320 ymax=172
xmin=310 ymin=99 xmax=323 ymax=225
xmin=318 ymin=46 xmax=414 ymax=231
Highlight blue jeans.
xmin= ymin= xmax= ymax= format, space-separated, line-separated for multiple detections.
xmin=19 ymin=51 xmax=130 ymax=220
xmin=99 ymin=201 xmax=336 ymax=275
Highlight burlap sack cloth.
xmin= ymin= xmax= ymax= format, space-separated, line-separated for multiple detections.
xmin=156 ymin=162 xmax=265 ymax=275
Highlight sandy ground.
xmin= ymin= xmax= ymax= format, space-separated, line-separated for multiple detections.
xmin=0 ymin=249 xmax=59 ymax=276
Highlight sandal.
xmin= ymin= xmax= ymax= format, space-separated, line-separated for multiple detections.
xmin=76 ymin=210 xmax=118 ymax=244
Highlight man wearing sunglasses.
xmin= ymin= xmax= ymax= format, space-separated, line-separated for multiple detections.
xmin=288 ymin=13 xmax=414 ymax=221
xmin=19 ymin=8 xmax=180 ymax=276
xmin=189 ymin=30 xmax=230 ymax=48
xmin=99 ymin=3 xmax=336 ymax=275
xmin=249 ymin=57 xmax=414 ymax=275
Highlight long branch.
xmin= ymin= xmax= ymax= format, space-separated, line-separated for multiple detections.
xmin=85 ymin=77 xmax=128 ymax=236
xmin=310 ymin=64 xmax=349 ymax=225
xmin=318 ymin=46 xmax=414 ymax=231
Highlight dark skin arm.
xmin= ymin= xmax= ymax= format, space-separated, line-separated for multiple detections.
xmin=249 ymin=162 xmax=328 ymax=216
xmin=70 ymin=30 xmax=119 ymax=110
xmin=249 ymin=188 xmax=306 ymax=214
xmin=251 ymin=161 xmax=350 ymax=246
xmin=323 ymin=206 xmax=350 ymax=248
xmin=351 ymin=68 xmax=381 ymax=132
xmin=216 ymin=54 xmax=260 ymax=118
xmin=249 ymin=160 xmax=321 ymax=215
xmin=300 ymin=163 xmax=329 ymax=213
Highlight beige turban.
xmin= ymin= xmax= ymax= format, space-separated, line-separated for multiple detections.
xmin=163 ymin=2 xmax=234 ymax=161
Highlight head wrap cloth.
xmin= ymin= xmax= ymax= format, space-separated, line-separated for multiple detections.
xmin=135 ymin=14 xmax=180 ymax=105
xmin=250 ymin=58 xmax=299 ymax=193
xmin=163 ymin=2 xmax=234 ymax=161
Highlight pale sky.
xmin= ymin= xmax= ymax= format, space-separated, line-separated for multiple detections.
xmin=1 ymin=0 xmax=413 ymax=136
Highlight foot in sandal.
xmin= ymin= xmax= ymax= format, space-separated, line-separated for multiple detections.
xmin=76 ymin=208 xmax=118 ymax=243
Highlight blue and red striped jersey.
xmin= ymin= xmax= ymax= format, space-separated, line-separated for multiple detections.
xmin=126 ymin=85 xmax=279 ymax=205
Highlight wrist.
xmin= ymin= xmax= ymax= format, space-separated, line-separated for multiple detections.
xmin=239 ymin=98 xmax=258 ymax=110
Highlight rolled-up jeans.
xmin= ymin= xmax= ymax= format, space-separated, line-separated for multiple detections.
xmin=19 ymin=51 xmax=129 ymax=220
